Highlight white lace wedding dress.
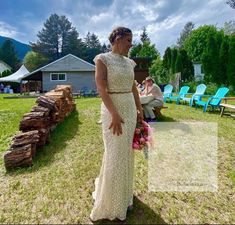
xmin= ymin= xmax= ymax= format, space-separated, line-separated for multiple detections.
xmin=90 ymin=52 xmax=137 ymax=221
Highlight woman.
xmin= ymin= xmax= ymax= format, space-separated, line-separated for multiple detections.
xmin=90 ymin=27 xmax=144 ymax=221
xmin=142 ymin=76 xmax=163 ymax=122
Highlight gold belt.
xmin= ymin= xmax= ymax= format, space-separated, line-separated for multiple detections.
xmin=108 ymin=91 xmax=132 ymax=94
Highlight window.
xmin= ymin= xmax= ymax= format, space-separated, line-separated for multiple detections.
xmin=50 ymin=73 xmax=66 ymax=81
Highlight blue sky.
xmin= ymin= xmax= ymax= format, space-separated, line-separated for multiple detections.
xmin=0 ymin=0 xmax=234 ymax=56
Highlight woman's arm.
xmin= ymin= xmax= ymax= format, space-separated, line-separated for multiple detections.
xmin=95 ymin=59 xmax=124 ymax=135
xmin=132 ymin=82 xmax=144 ymax=122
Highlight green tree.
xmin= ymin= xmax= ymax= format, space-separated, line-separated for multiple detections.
xmin=84 ymin=32 xmax=102 ymax=63
xmin=62 ymin=30 xmax=86 ymax=58
xmin=170 ymin=48 xmax=178 ymax=74
xmin=140 ymin=26 xmax=150 ymax=43
xmin=129 ymin=41 xmax=159 ymax=60
xmin=201 ymin=31 xmax=220 ymax=83
xmin=129 ymin=43 xmax=142 ymax=58
xmin=219 ymin=35 xmax=229 ymax=85
xmin=149 ymin=58 xmax=168 ymax=83
xmin=177 ymin=22 xmax=195 ymax=48
xmin=227 ymin=35 xmax=235 ymax=88
xmin=184 ymin=25 xmax=218 ymax=61
xmin=30 ymin=13 xmax=81 ymax=60
xmin=0 ymin=39 xmax=19 ymax=70
xmin=1 ymin=70 xmax=12 ymax=77
xmin=180 ymin=49 xmax=194 ymax=81
xmin=138 ymin=41 xmax=160 ymax=60
xmin=101 ymin=43 xmax=110 ymax=53
xmin=175 ymin=51 xmax=182 ymax=73
xmin=23 ymin=51 xmax=49 ymax=72
xmin=163 ymin=47 xmax=172 ymax=71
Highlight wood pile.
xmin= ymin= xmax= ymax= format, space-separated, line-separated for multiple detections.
xmin=4 ymin=85 xmax=76 ymax=170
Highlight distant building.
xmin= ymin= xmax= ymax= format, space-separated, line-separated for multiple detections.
xmin=193 ymin=62 xmax=204 ymax=81
xmin=22 ymin=54 xmax=96 ymax=93
xmin=0 ymin=60 xmax=12 ymax=73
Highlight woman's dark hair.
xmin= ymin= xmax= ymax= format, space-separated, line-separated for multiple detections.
xmin=108 ymin=27 xmax=132 ymax=45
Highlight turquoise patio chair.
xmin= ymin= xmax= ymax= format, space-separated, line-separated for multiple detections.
xmin=163 ymin=84 xmax=173 ymax=102
xmin=195 ymin=87 xmax=229 ymax=112
xmin=181 ymin=84 xmax=207 ymax=106
xmin=168 ymin=85 xmax=190 ymax=104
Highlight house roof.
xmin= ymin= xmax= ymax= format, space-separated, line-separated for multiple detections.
xmin=22 ymin=54 xmax=95 ymax=80
xmin=0 ymin=60 xmax=12 ymax=73
xmin=0 ymin=65 xmax=29 ymax=83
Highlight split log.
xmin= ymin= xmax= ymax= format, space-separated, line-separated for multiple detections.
xmin=36 ymin=96 xmax=58 ymax=112
xmin=4 ymin=85 xmax=76 ymax=170
xmin=31 ymin=105 xmax=51 ymax=116
xmin=4 ymin=144 xmax=33 ymax=169
xmin=10 ymin=130 xmax=39 ymax=157
xmin=37 ymin=129 xmax=51 ymax=147
xmin=11 ymin=130 xmax=39 ymax=147
xmin=55 ymin=85 xmax=72 ymax=93
xmin=23 ymin=111 xmax=49 ymax=118
xmin=45 ymin=90 xmax=66 ymax=99
xmin=19 ymin=116 xmax=50 ymax=131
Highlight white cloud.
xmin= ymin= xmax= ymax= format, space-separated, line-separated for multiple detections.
xmin=0 ymin=21 xmax=19 ymax=38
xmin=1 ymin=0 xmax=234 ymax=56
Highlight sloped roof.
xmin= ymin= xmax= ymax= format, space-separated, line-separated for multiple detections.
xmin=0 ymin=65 xmax=29 ymax=83
xmin=22 ymin=54 xmax=95 ymax=80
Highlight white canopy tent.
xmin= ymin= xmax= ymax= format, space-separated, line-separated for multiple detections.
xmin=0 ymin=65 xmax=29 ymax=83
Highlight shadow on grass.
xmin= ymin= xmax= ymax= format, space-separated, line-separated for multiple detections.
xmin=6 ymin=110 xmax=81 ymax=174
xmin=91 ymin=196 xmax=166 ymax=224
xmin=157 ymin=116 xmax=176 ymax=122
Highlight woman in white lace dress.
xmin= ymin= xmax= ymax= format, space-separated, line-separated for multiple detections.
xmin=90 ymin=27 xmax=144 ymax=222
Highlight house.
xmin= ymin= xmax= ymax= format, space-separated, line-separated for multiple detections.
xmin=22 ymin=54 xmax=96 ymax=93
xmin=193 ymin=62 xmax=204 ymax=81
xmin=0 ymin=60 xmax=12 ymax=73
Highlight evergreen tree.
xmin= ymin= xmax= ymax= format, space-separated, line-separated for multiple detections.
xmin=227 ymin=35 xmax=235 ymax=88
xmin=62 ymin=29 xmax=86 ymax=58
xmin=180 ymin=49 xmax=194 ymax=81
xmin=101 ymin=43 xmax=110 ymax=53
xmin=138 ymin=41 xmax=160 ymax=60
xmin=0 ymin=39 xmax=19 ymax=70
xmin=201 ymin=31 xmax=220 ymax=83
xmin=177 ymin=22 xmax=195 ymax=48
xmin=30 ymin=13 xmax=81 ymax=60
xmin=129 ymin=43 xmax=142 ymax=58
xmin=140 ymin=26 xmax=150 ymax=43
xmin=170 ymin=48 xmax=178 ymax=74
xmin=175 ymin=51 xmax=182 ymax=73
xmin=84 ymin=32 xmax=102 ymax=63
xmin=163 ymin=47 xmax=172 ymax=71
xmin=219 ymin=35 xmax=229 ymax=85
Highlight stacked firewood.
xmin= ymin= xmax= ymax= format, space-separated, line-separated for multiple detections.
xmin=4 ymin=85 xmax=76 ymax=170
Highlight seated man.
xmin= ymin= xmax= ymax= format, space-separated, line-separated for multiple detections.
xmin=142 ymin=76 xmax=163 ymax=121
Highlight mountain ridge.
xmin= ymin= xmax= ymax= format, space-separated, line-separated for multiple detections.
xmin=0 ymin=35 xmax=31 ymax=61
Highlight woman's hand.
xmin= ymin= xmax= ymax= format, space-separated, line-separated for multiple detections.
xmin=137 ymin=109 xmax=144 ymax=123
xmin=109 ymin=112 xmax=124 ymax=136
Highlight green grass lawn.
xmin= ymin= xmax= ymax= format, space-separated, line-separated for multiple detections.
xmin=0 ymin=94 xmax=235 ymax=224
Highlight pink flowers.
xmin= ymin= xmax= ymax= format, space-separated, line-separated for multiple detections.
xmin=132 ymin=120 xmax=152 ymax=151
